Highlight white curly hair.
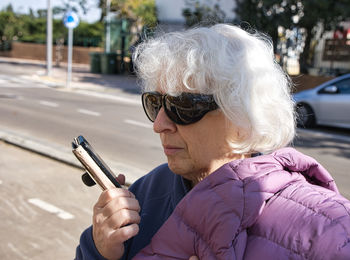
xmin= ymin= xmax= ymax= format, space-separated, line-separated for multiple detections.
xmin=133 ymin=24 xmax=296 ymax=154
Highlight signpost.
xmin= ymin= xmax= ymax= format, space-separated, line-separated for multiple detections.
xmin=106 ymin=0 xmax=111 ymax=53
xmin=46 ymin=0 xmax=52 ymax=76
xmin=63 ymin=11 xmax=80 ymax=88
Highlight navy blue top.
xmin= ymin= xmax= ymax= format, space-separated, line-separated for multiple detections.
xmin=75 ymin=164 xmax=191 ymax=260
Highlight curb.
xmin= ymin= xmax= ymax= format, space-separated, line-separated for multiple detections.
xmin=0 ymin=128 xmax=143 ymax=186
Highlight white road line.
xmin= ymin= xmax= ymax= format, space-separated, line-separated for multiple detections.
xmin=7 ymin=243 xmax=29 ymax=260
xmin=11 ymin=78 xmax=27 ymax=84
xmin=125 ymin=119 xmax=153 ymax=129
xmin=36 ymin=70 xmax=46 ymax=76
xmin=75 ymin=90 xmax=141 ymax=106
xmin=77 ymin=108 xmax=101 ymax=117
xmin=28 ymin=198 xmax=75 ymax=220
xmin=39 ymin=100 xmax=59 ymax=107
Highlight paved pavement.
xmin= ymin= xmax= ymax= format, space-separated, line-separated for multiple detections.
xmin=0 ymin=140 xmax=101 ymax=260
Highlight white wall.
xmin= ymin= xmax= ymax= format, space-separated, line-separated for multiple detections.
xmin=156 ymin=0 xmax=236 ymax=23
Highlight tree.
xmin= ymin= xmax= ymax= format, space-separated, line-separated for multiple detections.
xmin=0 ymin=6 xmax=104 ymax=47
xmin=0 ymin=5 xmax=22 ymax=43
xmin=182 ymin=0 xmax=226 ymax=27
xmin=98 ymin=0 xmax=157 ymax=28
xmin=52 ymin=0 xmax=89 ymax=16
xmin=235 ymin=0 xmax=350 ymax=72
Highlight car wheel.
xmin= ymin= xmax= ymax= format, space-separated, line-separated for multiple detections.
xmin=296 ymin=103 xmax=316 ymax=128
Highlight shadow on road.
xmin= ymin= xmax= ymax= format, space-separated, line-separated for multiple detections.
xmin=78 ymin=74 xmax=141 ymax=95
xmin=294 ymin=127 xmax=350 ymax=160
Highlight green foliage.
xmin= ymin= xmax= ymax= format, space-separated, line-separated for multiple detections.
xmin=52 ymin=0 xmax=89 ymax=16
xmin=0 ymin=4 xmax=104 ymax=47
xmin=20 ymin=16 xmax=47 ymax=43
xmin=73 ymin=21 xmax=104 ymax=47
xmin=99 ymin=0 xmax=157 ymax=28
xmin=0 ymin=5 xmax=22 ymax=42
xmin=132 ymin=0 xmax=158 ymax=28
xmin=235 ymin=0 xmax=350 ymax=70
xmin=182 ymin=0 xmax=226 ymax=27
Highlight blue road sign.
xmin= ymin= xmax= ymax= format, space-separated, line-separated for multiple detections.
xmin=63 ymin=11 xmax=80 ymax=29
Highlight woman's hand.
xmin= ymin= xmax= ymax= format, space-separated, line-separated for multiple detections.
xmin=92 ymin=175 xmax=141 ymax=260
xmin=189 ymin=256 xmax=199 ymax=260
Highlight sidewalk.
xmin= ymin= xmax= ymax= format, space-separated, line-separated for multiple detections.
xmin=0 ymin=56 xmax=141 ymax=98
xmin=0 ymin=140 xmax=101 ymax=260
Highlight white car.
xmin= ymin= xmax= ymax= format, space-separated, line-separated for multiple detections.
xmin=293 ymin=73 xmax=350 ymax=129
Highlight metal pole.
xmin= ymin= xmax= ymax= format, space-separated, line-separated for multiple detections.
xmin=66 ymin=27 xmax=73 ymax=88
xmin=46 ymin=0 xmax=52 ymax=76
xmin=106 ymin=0 xmax=111 ymax=53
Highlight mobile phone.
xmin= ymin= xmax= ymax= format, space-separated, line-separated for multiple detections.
xmin=72 ymin=135 xmax=122 ymax=190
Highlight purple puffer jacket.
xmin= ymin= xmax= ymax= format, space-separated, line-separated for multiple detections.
xmin=133 ymin=148 xmax=350 ymax=260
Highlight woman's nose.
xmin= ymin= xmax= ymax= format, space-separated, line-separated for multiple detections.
xmin=153 ymin=107 xmax=177 ymax=133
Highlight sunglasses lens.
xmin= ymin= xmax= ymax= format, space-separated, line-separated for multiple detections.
xmin=142 ymin=93 xmax=162 ymax=122
xmin=142 ymin=92 xmax=218 ymax=125
xmin=165 ymin=94 xmax=217 ymax=125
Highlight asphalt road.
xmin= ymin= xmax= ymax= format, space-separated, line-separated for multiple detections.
xmin=0 ymin=71 xmax=166 ymax=182
xmin=293 ymin=129 xmax=350 ymax=199
xmin=0 ymin=63 xmax=349 ymax=189
xmin=1 ymin=73 xmax=349 ymax=188
xmin=0 ymin=61 xmax=349 ymax=259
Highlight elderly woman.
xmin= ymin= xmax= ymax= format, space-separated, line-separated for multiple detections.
xmin=75 ymin=24 xmax=350 ymax=260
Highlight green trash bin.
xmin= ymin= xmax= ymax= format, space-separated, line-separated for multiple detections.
xmin=101 ymin=53 xmax=118 ymax=74
xmin=89 ymin=52 xmax=102 ymax=73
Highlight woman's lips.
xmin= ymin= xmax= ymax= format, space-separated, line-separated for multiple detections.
xmin=163 ymin=145 xmax=183 ymax=156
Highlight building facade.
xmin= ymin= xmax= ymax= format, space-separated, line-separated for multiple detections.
xmin=155 ymin=0 xmax=236 ymax=31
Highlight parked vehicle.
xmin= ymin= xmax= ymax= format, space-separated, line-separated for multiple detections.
xmin=293 ymin=73 xmax=350 ymax=129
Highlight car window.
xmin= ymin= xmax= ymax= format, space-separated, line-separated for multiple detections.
xmin=335 ymin=78 xmax=350 ymax=94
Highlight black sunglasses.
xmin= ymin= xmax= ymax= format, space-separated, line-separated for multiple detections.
xmin=141 ymin=91 xmax=218 ymax=125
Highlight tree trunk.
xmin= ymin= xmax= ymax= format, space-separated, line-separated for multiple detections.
xmin=299 ymin=26 xmax=313 ymax=73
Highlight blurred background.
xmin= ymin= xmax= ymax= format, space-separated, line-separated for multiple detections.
xmin=0 ymin=0 xmax=349 ymax=259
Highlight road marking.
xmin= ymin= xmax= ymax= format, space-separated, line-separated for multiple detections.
xmin=75 ymin=90 xmax=141 ymax=105
xmin=7 ymin=243 xmax=29 ymax=260
xmin=39 ymin=100 xmax=59 ymax=107
xmin=28 ymin=198 xmax=75 ymax=220
xmin=77 ymin=108 xmax=101 ymax=117
xmin=11 ymin=78 xmax=27 ymax=84
xmin=125 ymin=119 xmax=153 ymax=129
xmin=0 ymin=75 xmax=45 ymax=88
xmin=36 ymin=70 xmax=46 ymax=76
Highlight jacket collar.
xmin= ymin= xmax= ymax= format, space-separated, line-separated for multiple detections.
xmin=189 ymin=147 xmax=338 ymax=229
